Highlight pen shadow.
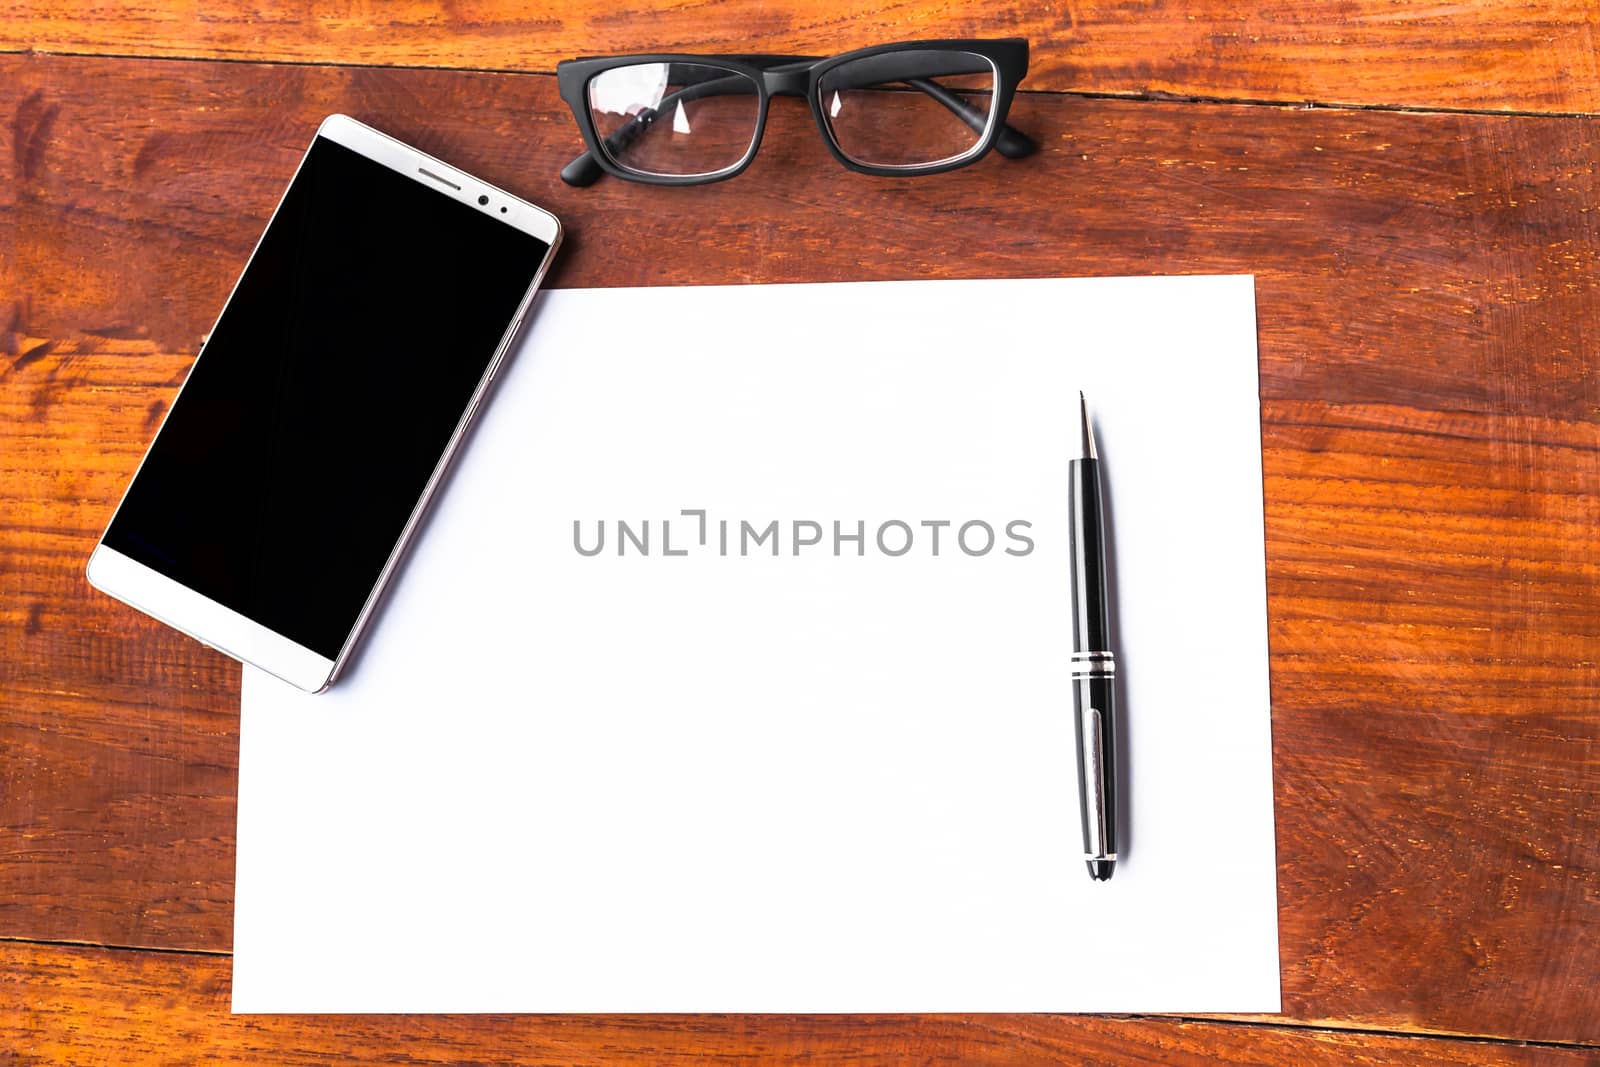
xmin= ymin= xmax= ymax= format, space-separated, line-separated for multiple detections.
xmin=1098 ymin=452 xmax=1133 ymax=863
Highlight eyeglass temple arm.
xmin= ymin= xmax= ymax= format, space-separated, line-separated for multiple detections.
xmin=561 ymin=61 xmax=1035 ymax=187
xmin=900 ymin=77 xmax=1035 ymax=158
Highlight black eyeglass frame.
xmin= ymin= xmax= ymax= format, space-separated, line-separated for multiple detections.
xmin=556 ymin=38 xmax=1033 ymax=187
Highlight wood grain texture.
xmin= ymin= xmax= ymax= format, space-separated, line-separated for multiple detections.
xmin=4 ymin=942 xmax=1596 ymax=1066
xmin=2 ymin=51 xmax=1598 ymax=1051
xmin=2 ymin=0 xmax=1598 ymax=114
xmin=0 ymin=334 xmax=241 ymax=950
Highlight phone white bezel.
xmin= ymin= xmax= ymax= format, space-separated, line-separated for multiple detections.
xmin=86 ymin=113 xmax=562 ymax=694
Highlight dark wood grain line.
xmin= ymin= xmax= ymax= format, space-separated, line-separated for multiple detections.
xmin=0 ymin=935 xmax=232 ymax=957
xmin=1150 ymin=1015 xmax=1600 ymax=1054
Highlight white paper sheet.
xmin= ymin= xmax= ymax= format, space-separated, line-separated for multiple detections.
xmin=234 ymin=276 xmax=1279 ymax=1013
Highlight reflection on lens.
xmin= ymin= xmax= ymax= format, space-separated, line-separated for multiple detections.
xmin=587 ymin=62 xmax=760 ymax=178
xmin=818 ymin=50 xmax=997 ymax=169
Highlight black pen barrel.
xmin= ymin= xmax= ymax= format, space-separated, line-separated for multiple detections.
xmin=1069 ymin=458 xmax=1110 ymax=651
xmin=1069 ymin=454 xmax=1118 ymax=878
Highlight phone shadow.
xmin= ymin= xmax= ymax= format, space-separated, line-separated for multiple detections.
xmin=330 ymin=270 xmax=570 ymax=690
xmin=1098 ymin=448 xmax=1133 ymax=866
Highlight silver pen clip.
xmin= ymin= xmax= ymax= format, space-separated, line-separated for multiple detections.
xmin=1082 ymin=706 xmax=1115 ymax=860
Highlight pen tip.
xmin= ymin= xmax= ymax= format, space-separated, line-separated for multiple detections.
xmin=1087 ymin=859 xmax=1115 ymax=881
xmin=1074 ymin=392 xmax=1098 ymax=461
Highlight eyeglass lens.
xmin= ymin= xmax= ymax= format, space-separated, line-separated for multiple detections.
xmin=586 ymin=62 xmax=761 ymax=178
xmin=818 ymin=50 xmax=998 ymax=169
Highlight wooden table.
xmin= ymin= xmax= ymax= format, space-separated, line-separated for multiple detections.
xmin=3 ymin=3 xmax=1597 ymax=1062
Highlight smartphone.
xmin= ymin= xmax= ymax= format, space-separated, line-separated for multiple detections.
xmin=87 ymin=114 xmax=562 ymax=693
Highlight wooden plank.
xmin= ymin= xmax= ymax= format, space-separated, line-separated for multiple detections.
xmin=2 ymin=55 xmax=1597 ymax=1043
xmin=1 ymin=0 xmax=1597 ymax=114
xmin=4 ymin=941 xmax=1595 ymax=1066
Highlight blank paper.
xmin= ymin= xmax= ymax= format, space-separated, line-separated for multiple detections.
xmin=234 ymin=276 xmax=1279 ymax=1013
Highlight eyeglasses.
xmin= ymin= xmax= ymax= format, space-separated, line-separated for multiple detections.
xmin=556 ymin=39 xmax=1034 ymax=186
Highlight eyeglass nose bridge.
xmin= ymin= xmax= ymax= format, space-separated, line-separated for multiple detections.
xmin=760 ymin=67 xmax=813 ymax=98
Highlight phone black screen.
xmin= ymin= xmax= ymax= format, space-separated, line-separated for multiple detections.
xmin=103 ymin=135 xmax=551 ymax=659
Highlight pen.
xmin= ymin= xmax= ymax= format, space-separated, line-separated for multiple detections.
xmin=1070 ymin=392 xmax=1119 ymax=881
